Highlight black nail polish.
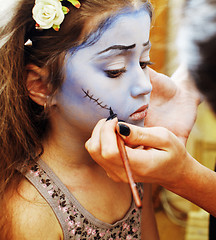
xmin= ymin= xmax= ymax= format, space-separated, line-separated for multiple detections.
xmin=118 ymin=124 xmax=130 ymax=136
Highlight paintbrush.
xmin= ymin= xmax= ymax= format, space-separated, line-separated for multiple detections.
xmin=108 ymin=108 xmax=142 ymax=208
xmin=116 ymin=133 xmax=142 ymax=208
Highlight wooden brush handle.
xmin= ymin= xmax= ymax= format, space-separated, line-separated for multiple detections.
xmin=116 ymin=134 xmax=142 ymax=208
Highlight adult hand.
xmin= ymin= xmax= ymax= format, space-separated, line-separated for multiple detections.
xmin=146 ymin=66 xmax=201 ymax=144
xmin=85 ymin=66 xmax=202 ymax=201
xmin=86 ymin=67 xmax=216 ymax=216
xmin=86 ymin=119 xmax=216 ymax=217
xmin=86 ymin=66 xmax=200 ymax=182
xmin=85 ymin=119 xmax=190 ymax=188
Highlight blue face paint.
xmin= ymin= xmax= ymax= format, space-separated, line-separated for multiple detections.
xmin=55 ymin=8 xmax=152 ymax=131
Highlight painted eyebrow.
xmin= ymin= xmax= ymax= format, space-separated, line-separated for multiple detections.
xmin=97 ymin=44 xmax=136 ymax=55
xmin=97 ymin=40 xmax=151 ymax=55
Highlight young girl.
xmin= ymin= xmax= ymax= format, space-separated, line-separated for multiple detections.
xmin=0 ymin=0 xmax=159 ymax=239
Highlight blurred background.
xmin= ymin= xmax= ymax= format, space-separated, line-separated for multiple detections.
xmin=0 ymin=0 xmax=213 ymax=239
xmin=149 ymin=0 xmax=216 ymax=239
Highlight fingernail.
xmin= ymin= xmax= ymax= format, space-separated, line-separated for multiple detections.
xmin=118 ymin=123 xmax=130 ymax=136
xmin=106 ymin=113 xmax=117 ymax=121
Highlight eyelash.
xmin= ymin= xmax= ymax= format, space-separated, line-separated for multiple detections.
xmin=140 ymin=61 xmax=153 ymax=69
xmin=104 ymin=61 xmax=153 ymax=78
xmin=104 ymin=69 xmax=126 ymax=78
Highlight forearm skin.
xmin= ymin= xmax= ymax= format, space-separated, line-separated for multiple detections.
xmin=165 ymin=153 xmax=216 ymax=217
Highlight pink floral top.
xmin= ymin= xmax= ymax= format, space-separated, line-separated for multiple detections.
xmin=19 ymin=159 xmax=144 ymax=239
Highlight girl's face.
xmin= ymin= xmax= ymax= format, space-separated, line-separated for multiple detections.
xmin=56 ymin=8 xmax=152 ymax=131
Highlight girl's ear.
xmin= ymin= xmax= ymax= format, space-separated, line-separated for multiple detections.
xmin=26 ymin=64 xmax=53 ymax=106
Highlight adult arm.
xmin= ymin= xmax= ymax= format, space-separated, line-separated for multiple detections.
xmin=85 ymin=67 xmax=213 ymax=215
xmin=86 ymin=119 xmax=216 ymax=217
xmin=122 ymin=123 xmax=216 ymax=217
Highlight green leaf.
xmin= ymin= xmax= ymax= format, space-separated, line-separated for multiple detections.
xmin=53 ymin=24 xmax=60 ymax=31
xmin=62 ymin=6 xmax=69 ymax=14
xmin=67 ymin=0 xmax=81 ymax=8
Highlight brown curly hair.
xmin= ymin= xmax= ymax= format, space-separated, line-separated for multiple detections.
xmin=0 ymin=0 xmax=152 ymax=199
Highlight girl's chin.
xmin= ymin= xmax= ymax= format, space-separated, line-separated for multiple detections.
xmin=129 ymin=119 xmax=145 ymax=128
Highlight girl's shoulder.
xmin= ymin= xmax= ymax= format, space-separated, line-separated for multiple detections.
xmin=0 ymin=177 xmax=63 ymax=240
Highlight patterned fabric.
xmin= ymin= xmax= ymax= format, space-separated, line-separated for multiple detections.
xmin=19 ymin=159 xmax=144 ymax=240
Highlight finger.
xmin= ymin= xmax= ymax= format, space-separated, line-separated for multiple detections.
xmin=85 ymin=119 xmax=106 ymax=154
xmin=99 ymin=118 xmax=130 ymax=181
xmin=125 ymin=146 xmax=169 ymax=183
xmin=106 ymin=171 xmax=127 ymax=183
xmin=116 ymin=123 xmax=175 ymax=150
xmin=100 ymin=117 xmax=121 ymax=162
xmin=149 ymin=67 xmax=171 ymax=89
xmin=86 ymin=118 xmax=125 ymax=181
xmin=149 ymin=67 xmax=176 ymax=98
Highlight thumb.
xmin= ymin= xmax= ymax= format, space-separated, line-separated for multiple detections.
xmin=116 ymin=123 xmax=172 ymax=149
xmin=149 ymin=67 xmax=177 ymax=99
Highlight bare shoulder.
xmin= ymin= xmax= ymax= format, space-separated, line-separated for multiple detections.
xmin=0 ymin=177 xmax=63 ymax=240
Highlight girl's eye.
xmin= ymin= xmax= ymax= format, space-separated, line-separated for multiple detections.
xmin=104 ymin=68 xmax=126 ymax=78
xmin=140 ymin=61 xmax=153 ymax=69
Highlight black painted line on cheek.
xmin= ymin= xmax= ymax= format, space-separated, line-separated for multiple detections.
xmin=81 ymin=88 xmax=110 ymax=110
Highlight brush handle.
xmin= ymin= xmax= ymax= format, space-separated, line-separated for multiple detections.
xmin=116 ymin=134 xmax=142 ymax=208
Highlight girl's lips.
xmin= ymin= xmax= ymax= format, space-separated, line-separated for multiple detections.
xmin=129 ymin=105 xmax=148 ymax=121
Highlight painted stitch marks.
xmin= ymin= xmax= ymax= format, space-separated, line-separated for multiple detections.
xmin=82 ymin=89 xmax=109 ymax=110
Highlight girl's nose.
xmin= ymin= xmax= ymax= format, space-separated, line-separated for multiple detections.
xmin=130 ymin=69 xmax=152 ymax=98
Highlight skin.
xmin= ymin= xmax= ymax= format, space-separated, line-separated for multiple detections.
xmin=146 ymin=65 xmax=200 ymax=144
xmin=86 ymin=117 xmax=216 ymax=217
xmin=56 ymin=8 xmax=152 ymax=130
xmin=86 ymin=67 xmax=216 ymax=217
xmin=3 ymin=8 xmax=159 ymax=240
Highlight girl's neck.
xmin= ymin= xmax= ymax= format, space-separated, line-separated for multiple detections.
xmin=41 ymin=112 xmax=97 ymax=174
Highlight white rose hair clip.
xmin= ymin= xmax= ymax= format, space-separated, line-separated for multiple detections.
xmin=32 ymin=0 xmax=81 ymax=31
